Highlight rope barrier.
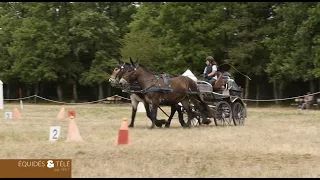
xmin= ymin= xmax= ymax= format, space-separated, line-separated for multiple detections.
xmin=34 ymin=95 xmax=109 ymax=105
xmin=3 ymin=91 xmax=320 ymax=104
xmin=242 ymin=91 xmax=320 ymax=102
xmin=3 ymin=94 xmax=131 ymax=105
xmin=4 ymin=95 xmax=37 ymax=101
xmin=113 ymin=94 xmax=131 ymax=101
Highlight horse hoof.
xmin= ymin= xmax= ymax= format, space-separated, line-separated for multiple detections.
xmin=128 ymin=125 xmax=134 ymax=128
xmin=165 ymin=124 xmax=170 ymax=128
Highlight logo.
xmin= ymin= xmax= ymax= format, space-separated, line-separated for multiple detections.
xmin=0 ymin=159 xmax=72 ymax=178
xmin=46 ymin=160 xmax=54 ymax=168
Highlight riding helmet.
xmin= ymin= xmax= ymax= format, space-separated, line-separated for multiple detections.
xmin=206 ymin=56 xmax=214 ymax=61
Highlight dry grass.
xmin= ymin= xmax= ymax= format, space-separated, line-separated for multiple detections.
xmin=1 ymin=103 xmax=320 ymax=178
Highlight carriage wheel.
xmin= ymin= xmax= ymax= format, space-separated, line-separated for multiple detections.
xmin=213 ymin=101 xmax=233 ymax=126
xmin=232 ymin=102 xmax=245 ymax=126
xmin=182 ymin=106 xmax=200 ymax=127
xmin=192 ymin=107 xmax=202 ymax=126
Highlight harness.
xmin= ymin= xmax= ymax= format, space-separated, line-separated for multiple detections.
xmin=116 ymin=63 xmax=199 ymax=96
xmin=122 ymin=74 xmax=198 ymax=95
xmin=161 ymin=74 xmax=169 ymax=86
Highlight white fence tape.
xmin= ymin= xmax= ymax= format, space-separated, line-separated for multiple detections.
xmin=3 ymin=91 xmax=320 ymax=104
xmin=242 ymin=91 xmax=320 ymax=102
xmin=4 ymin=94 xmax=131 ymax=105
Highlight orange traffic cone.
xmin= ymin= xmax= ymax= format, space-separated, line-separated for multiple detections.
xmin=13 ymin=107 xmax=21 ymax=119
xmin=116 ymin=118 xmax=130 ymax=145
xmin=66 ymin=116 xmax=83 ymax=142
xmin=57 ymin=105 xmax=66 ymax=119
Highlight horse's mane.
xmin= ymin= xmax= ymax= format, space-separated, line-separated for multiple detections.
xmin=138 ymin=63 xmax=178 ymax=77
xmin=137 ymin=63 xmax=153 ymax=74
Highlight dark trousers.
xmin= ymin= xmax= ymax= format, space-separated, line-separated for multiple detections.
xmin=205 ymin=78 xmax=216 ymax=85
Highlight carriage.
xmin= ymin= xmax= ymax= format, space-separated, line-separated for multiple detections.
xmin=121 ymin=68 xmax=247 ymax=127
xmin=182 ymin=74 xmax=247 ymax=127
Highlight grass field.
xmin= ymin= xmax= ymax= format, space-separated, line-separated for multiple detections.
xmin=1 ymin=103 xmax=320 ymax=178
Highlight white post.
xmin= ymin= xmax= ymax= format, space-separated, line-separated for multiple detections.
xmin=0 ymin=80 xmax=3 ymax=109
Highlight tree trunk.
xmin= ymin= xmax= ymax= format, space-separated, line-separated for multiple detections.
xmin=318 ymin=79 xmax=320 ymax=101
xmin=309 ymin=79 xmax=316 ymax=103
xmin=107 ymin=83 xmax=111 ymax=98
xmin=72 ymin=83 xmax=78 ymax=102
xmin=256 ymin=82 xmax=260 ymax=107
xmin=91 ymin=87 xmax=98 ymax=101
xmin=6 ymin=84 xmax=10 ymax=99
xmin=309 ymin=79 xmax=315 ymax=92
xmin=244 ymin=78 xmax=250 ymax=101
xmin=27 ymin=85 xmax=31 ymax=103
xmin=98 ymin=83 xmax=104 ymax=102
xmin=34 ymin=83 xmax=39 ymax=104
xmin=40 ymin=82 xmax=44 ymax=97
xmin=273 ymin=81 xmax=279 ymax=105
xmin=278 ymin=82 xmax=284 ymax=105
xmin=57 ymin=84 xmax=63 ymax=102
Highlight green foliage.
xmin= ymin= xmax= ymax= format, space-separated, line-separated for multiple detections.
xmin=264 ymin=2 xmax=317 ymax=83
xmin=0 ymin=2 xmax=319 ymax=99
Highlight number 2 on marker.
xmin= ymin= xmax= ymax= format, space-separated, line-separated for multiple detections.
xmin=49 ymin=126 xmax=60 ymax=141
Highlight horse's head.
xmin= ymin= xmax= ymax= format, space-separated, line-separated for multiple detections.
xmin=108 ymin=58 xmax=132 ymax=87
xmin=118 ymin=57 xmax=140 ymax=87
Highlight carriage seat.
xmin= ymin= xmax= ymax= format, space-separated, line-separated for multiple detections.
xmin=213 ymin=71 xmax=226 ymax=90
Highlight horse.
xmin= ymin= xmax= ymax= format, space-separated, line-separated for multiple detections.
xmin=109 ymin=59 xmax=187 ymax=128
xmin=118 ymin=58 xmax=214 ymax=129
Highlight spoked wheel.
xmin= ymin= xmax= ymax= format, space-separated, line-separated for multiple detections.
xmin=182 ymin=105 xmax=200 ymax=127
xmin=192 ymin=107 xmax=202 ymax=126
xmin=232 ymin=102 xmax=245 ymax=126
xmin=213 ymin=101 xmax=233 ymax=126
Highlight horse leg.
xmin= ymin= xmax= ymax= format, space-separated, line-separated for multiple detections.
xmin=143 ymin=101 xmax=153 ymax=121
xmin=129 ymin=96 xmax=139 ymax=128
xmin=165 ymin=105 xmax=177 ymax=128
xmin=146 ymin=102 xmax=166 ymax=128
xmin=192 ymin=98 xmax=211 ymax=125
xmin=150 ymin=103 xmax=158 ymax=129
xmin=176 ymin=104 xmax=186 ymax=127
xmin=181 ymin=100 xmax=193 ymax=128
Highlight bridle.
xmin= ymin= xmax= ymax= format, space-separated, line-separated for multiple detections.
xmin=120 ymin=63 xmax=162 ymax=93
xmin=111 ymin=62 xmax=132 ymax=81
xmin=121 ymin=65 xmax=138 ymax=84
xmin=113 ymin=65 xmax=124 ymax=81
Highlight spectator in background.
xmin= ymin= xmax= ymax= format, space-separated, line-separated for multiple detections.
xmin=301 ymin=92 xmax=313 ymax=110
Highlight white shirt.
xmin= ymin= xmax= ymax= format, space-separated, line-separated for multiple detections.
xmin=203 ymin=65 xmax=217 ymax=80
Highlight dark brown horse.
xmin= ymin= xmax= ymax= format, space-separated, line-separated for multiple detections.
xmin=118 ymin=58 xmax=213 ymax=129
xmin=109 ymin=59 xmax=186 ymax=128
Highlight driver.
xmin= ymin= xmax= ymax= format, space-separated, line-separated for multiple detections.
xmin=203 ymin=56 xmax=218 ymax=85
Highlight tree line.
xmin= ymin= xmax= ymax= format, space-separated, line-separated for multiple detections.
xmin=0 ymin=2 xmax=319 ymax=104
